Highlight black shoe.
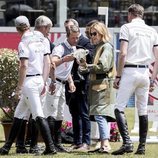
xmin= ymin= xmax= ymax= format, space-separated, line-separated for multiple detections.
xmin=16 ymin=146 xmax=28 ymax=154
xmin=135 ymin=144 xmax=145 ymax=155
xmin=55 ymin=144 xmax=69 ymax=152
xmin=29 ymin=145 xmax=40 ymax=154
xmin=111 ymin=144 xmax=133 ymax=155
xmin=42 ymin=148 xmax=57 ymax=155
xmin=0 ymin=147 xmax=9 ymax=155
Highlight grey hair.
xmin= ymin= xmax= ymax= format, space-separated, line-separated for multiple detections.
xmin=64 ymin=18 xmax=79 ymax=27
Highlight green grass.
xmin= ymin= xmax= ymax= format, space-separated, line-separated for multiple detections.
xmin=0 ymin=108 xmax=158 ymax=158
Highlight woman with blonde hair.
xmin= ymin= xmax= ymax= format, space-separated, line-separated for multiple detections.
xmin=79 ymin=21 xmax=116 ymax=153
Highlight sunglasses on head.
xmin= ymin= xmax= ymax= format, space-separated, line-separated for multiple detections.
xmin=90 ymin=32 xmax=97 ymax=37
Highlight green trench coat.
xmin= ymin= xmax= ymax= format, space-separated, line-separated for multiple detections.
xmin=88 ymin=42 xmax=116 ymax=122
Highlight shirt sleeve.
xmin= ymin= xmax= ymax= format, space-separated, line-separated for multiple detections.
xmin=119 ymin=24 xmax=129 ymax=42
xmin=43 ymin=38 xmax=51 ymax=55
xmin=18 ymin=42 xmax=29 ymax=59
xmin=51 ymin=44 xmax=64 ymax=58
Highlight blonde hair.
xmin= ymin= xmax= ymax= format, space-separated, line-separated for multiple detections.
xmin=90 ymin=22 xmax=111 ymax=42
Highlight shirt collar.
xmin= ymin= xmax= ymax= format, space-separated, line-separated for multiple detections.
xmin=64 ymin=39 xmax=76 ymax=51
xmin=131 ymin=18 xmax=145 ymax=24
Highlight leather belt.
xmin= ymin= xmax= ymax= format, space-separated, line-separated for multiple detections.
xmin=124 ymin=65 xmax=148 ymax=68
xmin=56 ymin=78 xmax=66 ymax=84
xmin=26 ymin=74 xmax=41 ymax=77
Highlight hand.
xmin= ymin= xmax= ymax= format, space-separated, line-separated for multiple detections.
xmin=63 ymin=54 xmax=74 ymax=62
xmin=149 ymin=80 xmax=155 ymax=92
xmin=68 ymin=82 xmax=76 ymax=93
xmin=15 ymin=86 xmax=22 ymax=100
xmin=51 ymin=62 xmax=56 ymax=70
xmin=40 ymin=85 xmax=46 ymax=96
xmin=113 ymin=77 xmax=121 ymax=89
xmin=49 ymin=82 xmax=56 ymax=95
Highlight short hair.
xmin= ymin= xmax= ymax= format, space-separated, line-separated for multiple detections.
xmin=90 ymin=22 xmax=111 ymax=42
xmin=128 ymin=4 xmax=144 ymax=18
xmin=35 ymin=15 xmax=52 ymax=28
xmin=66 ymin=25 xmax=80 ymax=37
xmin=15 ymin=16 xmax=30 ymax=32
xmin=64 ymin=18 xmax=79 ymax=27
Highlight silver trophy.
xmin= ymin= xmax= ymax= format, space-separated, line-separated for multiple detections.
xmin=72 ymin=48 xmax=89 ymax=62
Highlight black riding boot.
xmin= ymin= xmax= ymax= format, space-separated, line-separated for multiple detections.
xmin=36 ymin=116 xmax=56 ymax=155
xmin=16 ymin=119 xmax=28 ymax=153
xmin=111 ymin=109 xmax=133 ymax=155
xmin=135 ymin=115 xmax=148 ymax=155
xmin=54 ymin=120 xmax=69 ymax=152
xmin=47 ymin=116 xmax=55 ymax=140
xmin=0 ymin=118 xmax=23 ymax=155
xmin=29 ymin=119 xmax=40 ymax=154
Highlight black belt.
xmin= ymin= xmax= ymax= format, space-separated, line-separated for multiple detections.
xmin=124 ymin=65 xmax=148 ymax=68
xmin=26 ymin=74 xmax=41 ymax=77
xmin=56 ymin=78 xmax=66 ymax=84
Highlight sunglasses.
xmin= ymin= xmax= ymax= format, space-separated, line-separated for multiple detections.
xmin=90 ymin=32 xmax=97 ymax=37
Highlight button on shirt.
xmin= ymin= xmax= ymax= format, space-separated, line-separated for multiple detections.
xmin=51 ymin=39 xmax=76 ymax=80
xmin=18 ymin=30 xmax=47 ymax=75
xmin=119 ymin=18 xmax=158 ymax=65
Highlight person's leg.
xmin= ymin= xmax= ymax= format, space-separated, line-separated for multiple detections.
xmin=16 ymin=119 xmax=28 ymax=153
xmin=112 ymin=70 xmax=135 ymax=155
xmin=25 ymin=80 xmax=56 ymax=155
xmin=0 ymin=96 xmax=29 ymax=155
xmin=29 ymin=119 xmax=39 ymax=154
xmin=68 ymin=92 xmax=82 ymax=147
xmin=54 ymin=84 xmax=69 ymax=152
xmin=94 ymin=115 xmax=111 ymax=152
xmin=135 ymin=77 xmax=149 ymax=155
xmin=80 ymin=93 xmax=91 ymax=146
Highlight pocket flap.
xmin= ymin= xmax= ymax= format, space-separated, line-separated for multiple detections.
xmin=92 ymin=83 xmax=108 ymax=91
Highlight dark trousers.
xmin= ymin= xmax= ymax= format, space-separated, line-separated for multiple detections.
xmin=67 ymin=82 xmax=91 ymax=145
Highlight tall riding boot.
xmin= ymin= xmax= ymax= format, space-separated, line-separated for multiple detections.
xmin=54 ymin=120 xmax=69 ymax=152
xmin=36 ymin=116 xmax=56 ymax=155
xmin=16 ymin=119 xmax=28 ymax=153
xmin=29 ymin=119 xmax=39 ymax=154
xmin=135 ymin=115 xmax=148 ymax=155
xmin=0 ymin=118 xmax=23 ymax=155
xmin=111 ymin=109 xmax=133 ymax=155
xmin=47 ymin=116 xmax=55 ymax=141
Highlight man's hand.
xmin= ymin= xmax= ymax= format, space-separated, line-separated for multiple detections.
xmin=149 ymin=79 xmax=155 ymax=92
xmin=113 ymin=77 xmax=121 ymax=89
xmin=15 ymin=86 xmax=22 ymax=100
xmin=62 ymin=54 xmax=74 ymax=62
xmin=49 ymin=82 xmax=56 ymax=95
xmin=68 ymin=81 xmax=76 ymax=93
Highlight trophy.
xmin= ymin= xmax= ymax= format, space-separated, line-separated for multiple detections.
xmin=72 ymin=48 xmax=89 ymax=63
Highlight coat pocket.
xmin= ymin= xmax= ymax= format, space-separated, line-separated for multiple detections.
xmin=92 ymin=81 xmax=108 ymax=92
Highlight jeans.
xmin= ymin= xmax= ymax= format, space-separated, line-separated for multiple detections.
xmin=67 ymin=82 xmax=91 ymax=145
xmin=94 ymin=115 xmax=110 ymax=140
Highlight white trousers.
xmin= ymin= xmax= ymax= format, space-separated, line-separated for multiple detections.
xmin=115 ymin=67 xmax=150 ymax=116
xmin=43 ymin=81 xmax=66 ymax=120
xmin=14 ymin=76 xmax=45 ymax=120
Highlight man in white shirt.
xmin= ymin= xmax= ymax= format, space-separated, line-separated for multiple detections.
xmin=112 ymin=4 xmax=158 ymax=155
xmin=0 ymin=16 xmax=56 ymax=155
xmin=43 ymin=25 xmax=80 ymax=152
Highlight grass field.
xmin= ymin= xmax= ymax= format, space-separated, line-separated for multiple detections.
xmin=0 ymin=108 xmax=158 ymax=158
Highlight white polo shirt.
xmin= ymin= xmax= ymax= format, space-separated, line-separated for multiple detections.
xmin=119 ymin=18 xmax=158 ymax=65
xmin=51 ymin=39 xmax=76 ymax=80
xmin=18 ymin=30 xmax=47 ymax=75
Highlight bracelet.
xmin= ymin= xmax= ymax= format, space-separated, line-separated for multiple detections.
xmin=116 ymin=76 xmax=121 ymax=79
